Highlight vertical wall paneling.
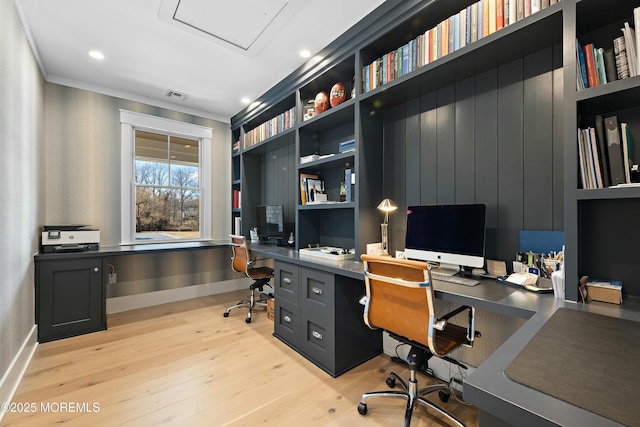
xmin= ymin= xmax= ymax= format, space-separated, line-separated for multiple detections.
xmin=454 ymin=77 xmax=476 ymax=205
xmin=436 ymin=85 xmax=456 ymax=204
xmin=497 ymin=59 xmax=525 ymax=262
xmin=405 ymin=98 xmax=421 ymax=208
xmin=420 ymin=92 xmax=438 ymax=205
xmin=552 ymin=43 xmax=564 ymax=231
xmin=523 ymin=48 xmax=554 ymax=231
xmin=475 ymin=69 xmax=499 ymax=260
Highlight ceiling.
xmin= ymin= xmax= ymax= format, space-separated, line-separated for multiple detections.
xmin=13 ymin=0 xmax=386 ymax=123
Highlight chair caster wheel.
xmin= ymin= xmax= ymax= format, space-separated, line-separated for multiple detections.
xmin=386 ymin=377 xmax=396 ymax=388
xmin=245 ymin=317 xmax=252 ymax=323
xmin=357 ymin=402 xmax=367 ymax=415
xmin=439 ymin=390 xmax=450 ymax=402
xmin=223 ymin=312 xmax=229 ymax=317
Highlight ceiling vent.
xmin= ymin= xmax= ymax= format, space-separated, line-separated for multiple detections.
xmin=165 ymin=89 xmax=189 ymax=101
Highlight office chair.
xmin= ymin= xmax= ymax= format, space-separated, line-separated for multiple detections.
xmin=223 ymin=235 xmax=274 ymax=323
xmin=357 ymin=255 xmax=480 ymax=427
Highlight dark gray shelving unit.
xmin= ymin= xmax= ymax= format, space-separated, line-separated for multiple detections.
xmin=232 ymin=0 xmax=639 ymax=304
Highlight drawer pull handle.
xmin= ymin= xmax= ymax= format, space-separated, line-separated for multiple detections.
xmin=312 ymin=330 xmax=323 ymax=340
xmin=283 ymin=315 xmax=292 ymax=323
xmin=93 ymin=267 xmax=100 ymax=273
xmin=312 ymin=287 xmax=322 ymax=295
xmin=283 ymin=277 xmax=292 ymax=284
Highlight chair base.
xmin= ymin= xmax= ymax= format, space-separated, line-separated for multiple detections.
xmin=358 ymin=368 xmax=466 ymax=427
xmin=223 ymin=278 xmax=272 ymax=323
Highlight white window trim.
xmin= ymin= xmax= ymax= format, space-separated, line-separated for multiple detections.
xmin=120 ymin=110 xmax=212 ymax=245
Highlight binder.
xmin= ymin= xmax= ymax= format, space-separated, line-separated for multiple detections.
xmin=604 ymin=115 xmax=626 ymax=186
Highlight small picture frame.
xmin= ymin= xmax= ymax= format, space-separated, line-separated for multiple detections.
xmin=299 ymin=173 xmax=318 ymax=205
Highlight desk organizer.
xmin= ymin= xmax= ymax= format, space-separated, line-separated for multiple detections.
xmin=299 ymin=247 xmax=355 ymax=262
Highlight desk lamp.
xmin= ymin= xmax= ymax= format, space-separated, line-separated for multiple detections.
xmin=377 ymin=199 xmax=397 ymax=255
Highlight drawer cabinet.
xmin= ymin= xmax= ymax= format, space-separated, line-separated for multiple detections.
xmin=273 ymin=260 xmax=381 ymax=377
xmin=35 ymin=257 xmax=106 ymax=342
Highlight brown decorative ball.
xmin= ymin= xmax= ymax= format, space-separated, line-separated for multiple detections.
xmin=314 ymin=91 xmax=330 ymax=115
xmin=330 ymin=82 xmax=347 ymax=107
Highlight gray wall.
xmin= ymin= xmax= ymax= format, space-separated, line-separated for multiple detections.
xmin=0 ymin=0 xmax=45 ymax=385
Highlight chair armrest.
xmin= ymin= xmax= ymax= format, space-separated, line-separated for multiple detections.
xmin=433 ymin=305 xmax=470 ymax=331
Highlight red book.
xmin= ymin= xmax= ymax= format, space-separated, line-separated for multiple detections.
xmin=583 ymin=43 xmax=598 ymax=87
xmin=496 ymin=0 xmax=504 ymax=30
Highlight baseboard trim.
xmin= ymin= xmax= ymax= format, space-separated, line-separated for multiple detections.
xmin=106 ymin=278 xmax=252 ymax=314
xmin=0 ymin=325 xmax=38 ymax=423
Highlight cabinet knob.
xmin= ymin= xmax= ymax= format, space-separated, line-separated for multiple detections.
xmin=283 ymin=277 xmax=292 ymax=284
xmin=312 ymin=330 xmax=323 ymax=340
xmin=283 ymin=315 xmax=292 ymax=323
xmin=312 ymin=287 xmax=323 ymax=295
xmin=93 ymin=267 xmax=100 ymax=273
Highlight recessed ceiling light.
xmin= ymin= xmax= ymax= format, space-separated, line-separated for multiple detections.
xmin=299 ymin=50 xmax=311 ymax=58
xmin=88 ymin=50 xmax=104 ymax=60
xmin=241 ymin=97 xmax=251 ymax=104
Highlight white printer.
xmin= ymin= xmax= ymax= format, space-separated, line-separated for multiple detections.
xmin=41 ymin=225 xmax=100 ymax=253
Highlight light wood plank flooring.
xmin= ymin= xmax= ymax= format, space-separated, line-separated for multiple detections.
xmin=2 ymin=290 xmax=478 ymax=426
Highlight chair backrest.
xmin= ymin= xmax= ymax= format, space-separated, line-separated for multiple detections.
xmin=230 ymin=235 xmax=250 ymax=275
xmin=361 ymin=254 xmax=438 ymax=352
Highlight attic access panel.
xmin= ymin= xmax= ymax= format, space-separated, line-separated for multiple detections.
xmin=159 ymin=0 xmax=305 ymax=56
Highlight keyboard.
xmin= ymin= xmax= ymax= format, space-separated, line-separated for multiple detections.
xmin=431 ymin=272 xmax=480 ymax=286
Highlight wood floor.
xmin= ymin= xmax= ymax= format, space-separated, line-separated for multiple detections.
xmin=2 ymin=290 xmax=478 ymax=426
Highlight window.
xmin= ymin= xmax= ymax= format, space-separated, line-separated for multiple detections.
xmin=120 ymin=111 xmax=212 ymax=244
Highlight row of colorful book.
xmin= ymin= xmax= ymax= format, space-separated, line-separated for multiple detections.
xmin=362 ymin=0 xmax=560 ymax=93
xmin=578 ymin=115 xmax=635 ymax=190
xmin=577 ymin=7 xmax=640 ymax=90
xmin=243 ymin=107 xmax=296 ymax=149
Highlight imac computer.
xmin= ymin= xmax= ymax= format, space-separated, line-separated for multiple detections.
xmin=256 ymin=205 xmax=284 ymax=241
xmin=404 ymin=204 xmax=486 ymax=276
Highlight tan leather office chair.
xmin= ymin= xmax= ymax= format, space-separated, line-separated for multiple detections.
xmin=224 ymin=235 xmax=273 ymax=323
xmin=358 ymin=255 xmax=480 ymax=427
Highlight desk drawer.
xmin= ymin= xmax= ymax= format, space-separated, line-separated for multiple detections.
xmin=274 ymin=297 xmax=299 ymax=348
xmin=274 ymin=261 xmax=298 ymax=304
xmin=300 ymin=310 xmax=335 ymax=371
xmin=300 ymin=267 xmax=334 ymax=315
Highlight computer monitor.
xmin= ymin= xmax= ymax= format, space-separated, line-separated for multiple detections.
xmin=404 ymin=204 xmax=486 ymax=275
xmin=256 ymin=205 xmax=284 ymax=239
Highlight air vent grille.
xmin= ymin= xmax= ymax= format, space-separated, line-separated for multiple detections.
xmin=165 ymin=89 xmax=189 ymax=101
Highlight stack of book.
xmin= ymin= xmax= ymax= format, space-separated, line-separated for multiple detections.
xmin=362 ymin=0 xmax=559 ymax=93
xmin=243 ymin=107 xmax=296 ymax=149
xmin=577 ymin=115 xmax=635 ymax=189
xmin=577 ymin=8 xmax=640 ymax=90
xmin=339 ymin=139 xmax=355 ymax=153
xmin=232 ymin=140 xmax=240 ymax=153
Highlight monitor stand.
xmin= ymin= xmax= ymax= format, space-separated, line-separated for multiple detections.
xmin=430 ymin=263 xmax=461 ymax=276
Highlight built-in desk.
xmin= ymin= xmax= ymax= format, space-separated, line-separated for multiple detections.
xmin=249 ymin=243 xmax=640 ymax=427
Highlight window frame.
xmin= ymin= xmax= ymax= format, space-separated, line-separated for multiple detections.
xmin=120 ymin=110 xmax=212 ymax=245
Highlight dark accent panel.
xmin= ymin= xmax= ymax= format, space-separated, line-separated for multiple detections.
xmin=455 ymin=77 xmax=476 ymax=205
xmin=420 ymin=91 xmax=438 ymax=204
xmin=475 ymin=69 xmax=499 ymax=260
xmin=405 ymin=98 xmax=421 ymax=207
xmin=497 ymin=59 xmax=524 ymax=263
xmin=523 ymin=48 xmax=554 ymax=230
xmin=436 ymin=85 xmax=456 ymax=204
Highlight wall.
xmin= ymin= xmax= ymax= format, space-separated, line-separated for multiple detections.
xmin=0 ymin=0 xmax=45 ymax=399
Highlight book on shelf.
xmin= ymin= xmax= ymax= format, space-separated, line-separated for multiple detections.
xmin=623 ymin=22 xmax=637 ymax=77
xmin=583 ymin=43 xmax=598 ymax=88
xmin=594 ymin=115 xmax=611 ymax=188
xmin=233 ymin=190 xmax=241 ymax=209
xmin=234 ymin=216 xmax=241 ymax=236
xmin=635 ymin=7 xmax=640 ymax=74
xmin=614 ymin=36 xmax=630 ymax=80
xmin=604 ymin=116 xmax=627 ymax=186
xmin=243 ymin=107 xmax=296 ymax=148
xmin=603 ymin=48 xmax=617 ymax=83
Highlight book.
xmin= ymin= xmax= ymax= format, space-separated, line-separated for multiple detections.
xmin=471 ymin=2 xmax=479 ymax=42
xmin=603 ymin=48 xmax=618 ymax=83
xmin=595 ymin=47 xmax=607 ymax=85
xmin=496 ymin=0 xmax=504 ymax=30
xmin=478 ymin=0 xmax=484 ymax=39
xmin=604 ymin=116 xmax=627 ymax=186
xmin=576 ymin=39 xmax=588 ymax=90
xmin=516 ymin=0 xmax=524 ymax=21
xmin=623 ymin=22 xmax=637 ymax=77
xmin=345 ymin=169 xmax=352 ymax=202
xmin=583 ymin=43 xmax=598 ymax=87
xmin=489 ymin=0 xmax=497 ymax=34
xmin=594 ymin=115 xmax=611 ymax=188
xmin=577 ymin=129 xmax=588 ymax=189
xmin=589 ymin=127 xmax=604 ymax=188
xmin=621 ymin=123 xmax=633 ymax=184
xmin=614 ymin=36 xmax=630 ymax=79
xmin=635 ymin=7 xmax=640 ymax=74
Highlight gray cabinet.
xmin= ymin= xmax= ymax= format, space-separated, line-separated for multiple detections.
xmin=35 ymin=257 xmax=106 ymax=342
xmin=273 ymin=260 xmax=381 ymax=377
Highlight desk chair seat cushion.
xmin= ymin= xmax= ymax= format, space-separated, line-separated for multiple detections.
xmin=247 ymin=266 xmax=274 ymax=280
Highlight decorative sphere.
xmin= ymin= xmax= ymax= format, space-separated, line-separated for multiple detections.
xmin=314 ymin=91 xmax=330 ymax=114
xmin=330 ymin=82 xmax=347 ymax=107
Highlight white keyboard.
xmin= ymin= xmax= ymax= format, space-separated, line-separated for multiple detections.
xmin=431 ymin=272 xmax=480 ymax=286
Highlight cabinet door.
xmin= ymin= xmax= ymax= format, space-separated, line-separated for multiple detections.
xmin=37 ymin=258 xmax=105 ymax=342
xmin=300 ymin=267 xmax=334 ymax=315
xmin=274 ymin=261 xmax=299 ymax=304
xmin=273 ymin=297 xmax=299 ymax=348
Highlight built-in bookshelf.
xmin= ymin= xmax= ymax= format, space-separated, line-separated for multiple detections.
xmin=565 ymin=0 xmax=640 ymax=301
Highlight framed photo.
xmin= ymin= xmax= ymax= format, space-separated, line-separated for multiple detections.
xmin=299 ymin=173 xmax=317 ymax=205
xmin=306 ymin=178 xmax=325 ymax=203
